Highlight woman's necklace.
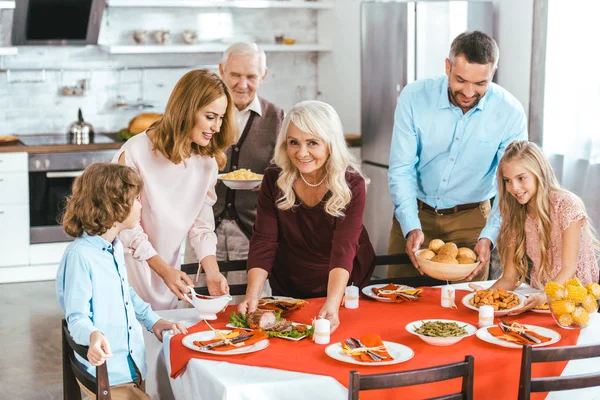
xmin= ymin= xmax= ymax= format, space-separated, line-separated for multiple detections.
xmin=299 ymin=171 xmax=326 ymax=187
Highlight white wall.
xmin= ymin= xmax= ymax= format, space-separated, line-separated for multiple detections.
xmin=317 ymin=0 xmax=534 ymax=135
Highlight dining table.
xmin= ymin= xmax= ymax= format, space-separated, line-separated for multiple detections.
xmin=142 ymin=281 xmax=600 ymax=400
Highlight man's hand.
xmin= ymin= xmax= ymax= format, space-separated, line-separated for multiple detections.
xmin=87 ymin=331 xmax=112 ymax=366
xmin=159 ymin=266 xmax=194 ymax=300
xmin=467 ymin=238 xmax=492 ymax=281
xmin=152 ymin=319 xmax=188 ymax=342
xmin=406 ymin=229 xmax=425 ymax=274
xmin=205 ymin=271 xmax=230 ymax=296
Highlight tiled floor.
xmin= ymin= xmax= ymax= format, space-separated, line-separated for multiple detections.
xmin=0 ymin=281 xmax=64 ymax=399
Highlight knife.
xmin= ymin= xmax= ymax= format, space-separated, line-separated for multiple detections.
xmin=196 ymin=334 xmax=254 ymax=351
xmin=499 ymin=320 xmax=541 ymax=344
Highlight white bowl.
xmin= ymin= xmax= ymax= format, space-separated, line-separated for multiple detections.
xmin=405 ymin=319 xmax=477 ymax=346
xmin=183 ymin=292 xmax=232 ymax=320
xmin=415 ymin=249 xmax=479 ymax=281
xmin=462 ymin=291 xmax=526 ymax=317
xmin=217 ymin=174 xmax=262 ymax=190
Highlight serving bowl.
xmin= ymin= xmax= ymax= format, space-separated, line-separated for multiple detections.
xmin=218 ymin=173 xmax=262 ymax=190
xmin=462 ymin=291 xmax=526 ymax=317
xmin=415 ymin=249 xmax=478 ymax=281
xmin=548 ymin=297 xmax=596 ymax=329
xmin=183 ymin=287 xmax=232 ymax=320
xmin=405 ymin=319 xmax=477 ymax=346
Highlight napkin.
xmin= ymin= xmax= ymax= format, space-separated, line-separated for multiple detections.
xmin=372 ymin=283 xmax=423 ymax=303
xmin=343 ymin=333 xmax=393 ymax=363
xmin=487 ymin=326 xmax=552 ymax=345
xmin=192 ymin=328 xmax=268 ymax=352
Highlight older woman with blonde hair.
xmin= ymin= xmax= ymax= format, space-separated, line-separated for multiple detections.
xmin=238 ymin=100 xmax=376 ymax=332
xmin=114 ymin=69 xmax=235 ymax=310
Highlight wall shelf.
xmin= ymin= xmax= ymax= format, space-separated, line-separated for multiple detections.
xmin=105 ymin=0 xmax=333 ymax=9
xmin=0 ymin=47 xmax=18 ymax=55
xmin=100 ymin=43 xmax=331 ymax=54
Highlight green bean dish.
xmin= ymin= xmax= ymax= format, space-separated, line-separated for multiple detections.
xmin=414 ymin=321 xmax=468 ymax=337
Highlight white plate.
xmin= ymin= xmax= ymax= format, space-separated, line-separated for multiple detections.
xmin=475 ymin=324 xmax=561 ymax=348
xmin=182 ymin=330 xmax=269 ymax=355
xmin=462 ymin=291 xmax=527 ymax=316
xmin=225 ymin=322 xmax=310 ymax=341
xmin=325 ymin=341 xmax=414 ymax=366
xmin=361 ymin=283 xmax=416 ymax=303
xmin=217 ymin=174 xmax=262 ymax=190
xmin=531 ymin=308 xmax=551 ymax=314
xmin=405 ymin=319 xmax=478 ymax=346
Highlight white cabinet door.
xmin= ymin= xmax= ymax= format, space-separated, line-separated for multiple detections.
xmin=0 ymin=204 xmax=30 ymax=267
xmin=0 ymin=153 xmax=27 ymax=172
xmin=0 ymin=172 xmax=29 ymax=204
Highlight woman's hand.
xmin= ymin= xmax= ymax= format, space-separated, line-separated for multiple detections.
xmin=87 ymin=331 xmax=113 ymax=366
xmin=318 ymin=300 xmax=341 ymax=333
xmin=205 ymin=271 xmax=229 ymax=296
xmin=509 ymin=292 xmax=547 ymax=315
xmin=152 ymin=319 xmax=188 ymax=342
xmin=159 ymin=266 xmax=194 ymax=300
xmin=237 ymin=295 xmax=259 ymax=315
xmin=468 ymin=283 xmax=485 ymax=292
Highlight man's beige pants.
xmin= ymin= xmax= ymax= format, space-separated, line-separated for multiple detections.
xmin=387 ymin=201 xmax=491 ymax=282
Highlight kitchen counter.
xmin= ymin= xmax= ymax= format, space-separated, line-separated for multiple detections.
xmin=0 ymin=133 xmax=123 ymax=154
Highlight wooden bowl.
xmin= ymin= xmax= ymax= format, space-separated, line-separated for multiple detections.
xmin=415 ymin=249 xmax=478 ymax=281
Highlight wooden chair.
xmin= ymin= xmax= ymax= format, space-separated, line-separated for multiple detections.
xmin=518 ymin=343 xmax=600 ymax=399
xmin=348 ymin=355 xmax=474 ymax=400
xmin=181 ymin=254 xmax=446 ymax=296
xmin=62 ymin=319 xmax=112 ymax=400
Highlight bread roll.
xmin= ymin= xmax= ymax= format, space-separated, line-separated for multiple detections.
xmin=128 ymin=113 xmax=163 ymax=134
xmin=431 ymin=254 xmax=459 ymax=264
xmin=457 ymin=256 xmax=477 ymax=264
xmin=428 ymin=239 xmax=445 ymax=253
xmin=419 ymin=249 xmax=436 ymax=260
xmin=438 ymin=243 xmax=458 ymax=258
xmin=457 ymin=247 xmax=477 ymax=260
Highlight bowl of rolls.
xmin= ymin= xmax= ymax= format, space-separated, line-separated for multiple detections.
xmin=415 ymin=239 xmax=479 ymax=281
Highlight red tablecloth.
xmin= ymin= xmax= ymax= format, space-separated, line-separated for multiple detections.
xmin=170 ymin=287 xmax=581 ymax=399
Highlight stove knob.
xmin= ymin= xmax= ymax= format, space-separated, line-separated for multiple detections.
xmin=44 ymin=159 xmax=50 ymax=169
xmin=34 ymin=160 xmax=41 ymax=169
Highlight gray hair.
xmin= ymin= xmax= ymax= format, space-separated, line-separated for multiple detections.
xmin=449 ymin=31 xmax=499 ymax=69
xmin=222 ymin=42 xmax=267 ymax=75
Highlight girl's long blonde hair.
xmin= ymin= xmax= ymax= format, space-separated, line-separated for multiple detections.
xmin=272 ymin=100 xmax=365 ymax=217
xmin=149 ymin=69 xmax=236 ymax=169
xmin=497 ymin=141 xmax=600 ymax=287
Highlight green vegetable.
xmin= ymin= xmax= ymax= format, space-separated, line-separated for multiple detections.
xmin=229 ymin=312 xmax=249 ymax=329
xmin=414 ymin=321 xmax=468 ymax=337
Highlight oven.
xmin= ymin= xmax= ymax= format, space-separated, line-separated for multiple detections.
xmin=28 ymin=150 xmax=117 ymax=244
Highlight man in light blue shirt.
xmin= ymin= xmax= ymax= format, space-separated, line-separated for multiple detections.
xmin=387 ymin=31 xmax=527 ymax=281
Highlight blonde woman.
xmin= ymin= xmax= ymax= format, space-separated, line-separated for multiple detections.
xmin=114 ymin=69 xmax=235 ymax=310
xmin=470 ymin=141 xmax=599 ymax=313
xmin=237 ymin=100 xmax=376 ymax=332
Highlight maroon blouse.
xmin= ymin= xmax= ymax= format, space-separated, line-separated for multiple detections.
xmin=247 ymin=166 xmax=376 ymax=298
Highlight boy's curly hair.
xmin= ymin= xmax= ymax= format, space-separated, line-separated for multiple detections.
xmin=61 ymin=163 xmax=143 ymax=237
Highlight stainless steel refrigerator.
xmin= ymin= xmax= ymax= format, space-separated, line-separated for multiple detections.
xmin=360 ymin=1 xmax=494 ymax=276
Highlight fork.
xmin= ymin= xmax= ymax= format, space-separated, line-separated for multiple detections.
xmin=346 ymin=338 xmax=385 ymax=361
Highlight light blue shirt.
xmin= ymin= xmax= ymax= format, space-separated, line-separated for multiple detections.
xmin=388 ymin=75 xmax=527 ymax=245
xmin=56 ymin=233 xmax=161 ymax=386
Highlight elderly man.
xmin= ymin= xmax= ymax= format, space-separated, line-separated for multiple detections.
xmin=185 ymin=42 xmax=284 ymax=269
xmin=387 ymin=31 xmax=527 ymax=282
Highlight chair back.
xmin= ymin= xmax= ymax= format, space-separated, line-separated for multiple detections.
xmin=348 ymin=355 xmax=474 ymax=400
xmin=62 ymin=319 xmax=112 ymax=400
xmin=182 ymin=253 xmax=446 ymax=296
xmin=518 ymin=343 xmax=600 ymax=399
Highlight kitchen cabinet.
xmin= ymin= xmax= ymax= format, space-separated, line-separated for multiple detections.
xmin=0 ymin=152 xmax=29 ymax=267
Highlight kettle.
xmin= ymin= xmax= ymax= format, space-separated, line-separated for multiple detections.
xmin=68 ymin=108 xmax=94 ymax=144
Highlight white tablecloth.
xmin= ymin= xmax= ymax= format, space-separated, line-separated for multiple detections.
xmin=143 ymin=281 xmax=600 ymax=400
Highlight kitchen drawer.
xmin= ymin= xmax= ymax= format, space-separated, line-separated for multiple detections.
xmin=0 ymin=171 xmax=29 ymax=204
xmin=0 ymin=152 xmax=27 ymax=173
xmin=0 ymin=204 xmax=30 ymax=267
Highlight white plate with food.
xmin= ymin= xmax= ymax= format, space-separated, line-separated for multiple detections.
xmin=475 ymin=325 xmax=561 ymax=349
xmin=531 ymin=303 xmax=550 ymax=314
xmin=462 ymin=290 xmax=526 ymax=316
xmin=218 ymin=169 xmax=263 ymax=190
xmin=225 ymin=322 xmax=312 ymax=341
xmin=361 ymin=283 xmax=417 ymax=303
xmin=182 ymin=330 xmax=269 ymax=355
xmin=405 ymin=319 xmax=477 ymax=346
xmin=325 ymin=341 xmax=414 ymax=366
